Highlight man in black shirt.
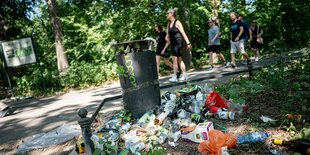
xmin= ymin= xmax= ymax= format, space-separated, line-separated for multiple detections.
xmin=229 ymin=12 xmax=252 ymax=68
xmin=238 ymin=15 xmax=251 ymax=50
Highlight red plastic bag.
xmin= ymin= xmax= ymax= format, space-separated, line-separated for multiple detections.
xmin=205 ymin=91 xmax=230 ymax=113
xmin=198 ymin=130 xmax=237 ymax=155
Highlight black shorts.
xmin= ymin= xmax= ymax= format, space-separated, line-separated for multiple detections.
xmin=171 ymin=38 xmax=183 ymax=57
xmin=156 ymin=49 xmax=170 ymax=58
xmin=251 ymin=38 xmax=262 ymax=49
xmin=208 ymin=45 xmax=221 ymax=53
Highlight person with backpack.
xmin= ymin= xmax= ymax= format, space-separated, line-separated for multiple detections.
xmin=229 ymin=12 xmax=252 ymax=68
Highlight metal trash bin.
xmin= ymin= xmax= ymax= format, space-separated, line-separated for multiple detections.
xmin=113 ymin=40 xmax=160 ymax=118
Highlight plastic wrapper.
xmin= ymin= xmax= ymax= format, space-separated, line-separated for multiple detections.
xmin=198 ymin=130 xmax=237 ymax=155
xmin=17 ymin=124 xmax=80 ymax=153
xmin=205 ymin=91 xmax=229 ymax=113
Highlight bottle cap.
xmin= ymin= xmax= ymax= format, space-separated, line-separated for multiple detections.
xmin=273 ymin=139 xmax=283 ymax=145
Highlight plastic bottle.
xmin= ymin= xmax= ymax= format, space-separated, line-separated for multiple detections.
xmin=193 ymin=99 xmax=201 ymax=114
xmin=164 ymin=100 xmax=176 ymax=113
xmin=237 ymin=131 xmax=270 ymax=144
xmin=120 ymin=123 xmax=131 ymax=132
xmin=177 ymin=109 xmax=187 ymax=118
xmin=125 ymin=137 xmax=145 ymax=153
xmin=196 ymin=91 xmax=203 ymax=100
xmin=154 ymin=111 xmax=169 ymax=125
xmin=169 ymin=130 xmax=181 ymax=142
xmin=157 ymin=128 xmax=169 ymax=144
xmin=105 ymin=119 xmax=121 ymax=130
xmin=90 ymin=134 xmax=104 ymax=150
xmin=155 ymin=100 xmax=176 ymax=125
xmin=138 ymin=112 xmax=152 ymax=128
xmin=170 ymin=93 xmax=177 ymax=101
xmin=203 ymin=83 xmax=213 ymax=95
xmin=217 ymin=111 xmax=235 ymax=120
xmin=272 ymin=139 xmax=310 ymax=155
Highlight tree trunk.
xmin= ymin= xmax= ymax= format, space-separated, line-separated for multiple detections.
xmin=211 ymin=0 xmax=220 ymax=63
xmin=212 ymin=0 xmax=220 ymax=25
xmin=177 ymin=0 xmax=192 ymax=70
xmin=0 ymin=13 xmax=8 ymax=40
xmin=47 ymin=0 xmax=69 ymax=73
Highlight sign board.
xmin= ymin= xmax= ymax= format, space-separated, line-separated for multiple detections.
xmin=1 ymin=37 xmax=37 ymax=67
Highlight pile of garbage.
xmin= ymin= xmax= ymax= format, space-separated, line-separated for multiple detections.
xmin=75 ymin=83 xmax=258 ymax=155
xmin=76 ymin=80 xmax=310 ymax=155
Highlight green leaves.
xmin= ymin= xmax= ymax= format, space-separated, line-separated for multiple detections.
xmin=294 ymin=128 xmax=310 ymax=140
xmin=8 ymin=0 xmax=310 ymax=96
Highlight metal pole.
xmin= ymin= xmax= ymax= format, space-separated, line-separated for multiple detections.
xmin=248 ymin=64 xmax=253 ymax=80
xmin=78 ymin=108 xmax=94 ymax=155
xmin=0 ymin=42 xmax=13 ymax=94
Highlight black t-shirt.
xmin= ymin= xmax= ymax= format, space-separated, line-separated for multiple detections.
xmin=156 ymin=31 xmax=166 ymax=53
xmin=251 ymin=26 xmax=262 ymax=39
xmin=230 ymin=20 xmax=244 ymax=41
xmin=241 ymin=20 xmax=250 ymax=38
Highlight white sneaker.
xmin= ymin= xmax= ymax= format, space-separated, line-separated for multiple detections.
xmin=179 ymin=74 xmax=188 ymax=81
xmin=255 ymin=57 xmax=259 ymax=61
xmin=169 ymin=76 xmax=178 ymax=83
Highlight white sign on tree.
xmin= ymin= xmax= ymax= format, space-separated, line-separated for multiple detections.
xmin=1 ymin=37 xmax=37 ymax=67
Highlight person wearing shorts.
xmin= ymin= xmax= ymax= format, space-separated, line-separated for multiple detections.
xmin=250 ymin=20 xmax=263 ymax=61
xmin=166 ymin=8 xmax=192 ymax=82
xmin=229 ymin=12 xmax=252 ymax=68
xmin=208 ymin=19 xmax=227 ymax=69
xmin=155 ymin=23 xmax=173 ymax=76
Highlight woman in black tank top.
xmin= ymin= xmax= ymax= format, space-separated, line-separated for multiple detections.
xmin=166 ymin=8 xmax=192 ymax=83
xmin=155 ymin=23 xmax=173 ymax=76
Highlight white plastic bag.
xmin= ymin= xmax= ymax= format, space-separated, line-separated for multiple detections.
xmin=17 ymin=124 xmax=80 ymax=153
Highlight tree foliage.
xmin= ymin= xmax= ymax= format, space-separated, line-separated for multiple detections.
xmin=0 ymin=0 xmax=309 ymax=95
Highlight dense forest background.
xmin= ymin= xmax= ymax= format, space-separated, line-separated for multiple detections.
xmin=0 ymin=0 xmax=309 ymax=95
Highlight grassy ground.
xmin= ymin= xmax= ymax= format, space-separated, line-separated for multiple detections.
xmin=162 ymin=52 xmax=310 ymax=154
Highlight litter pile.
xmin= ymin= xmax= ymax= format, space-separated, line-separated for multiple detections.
xmin=76 ymin=83 xmax=243 ymax=154
xmin=75 ymin=83 xmax=310 ymax=155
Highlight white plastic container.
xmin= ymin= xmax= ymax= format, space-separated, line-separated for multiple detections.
xmin=181 ymin=122 xmax=214 ymax=143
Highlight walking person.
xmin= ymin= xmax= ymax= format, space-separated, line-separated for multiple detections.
xmin=238 ymin=15 xmax=251 ymax=51
xmin=155 ymin=23 xmax=173 ymax=76
xmin=250 ymin=20 xmax=263 ymax=61
xmin=166 ymin=8 xmax=192 ymax=82
xmin=229 ymin=12 xmax=252 ymax=68
xmin=208 ymin=19 xmax=227 ymax=69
